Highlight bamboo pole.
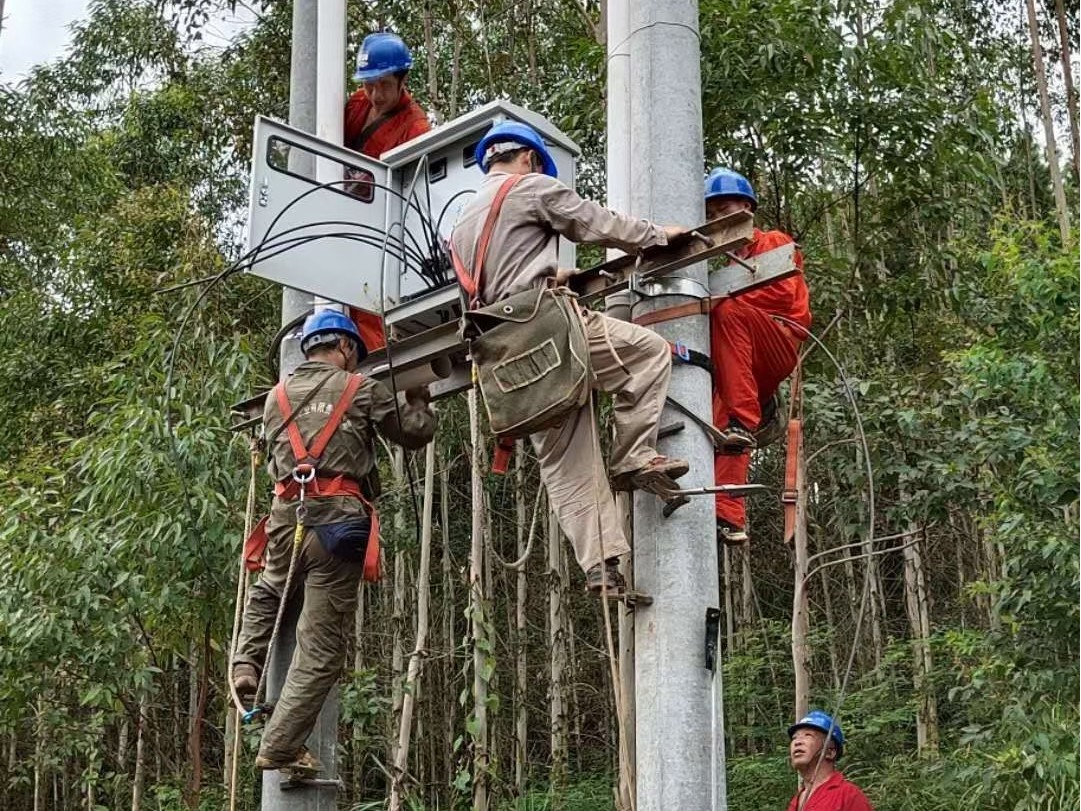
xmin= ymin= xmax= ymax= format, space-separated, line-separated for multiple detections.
xmin=467 ymin=390 xmax=489 ymax=811
xmin=1025 ymin=0 xmax=1072 ymax=241
xmin=390 ymin=440 xmax=438 ymax=809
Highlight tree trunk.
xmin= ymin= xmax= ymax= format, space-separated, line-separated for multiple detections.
xmin=902 ymin=524 xmax=940 ymax=756
xmin=390 ymin=441 xmax=438 ymax=810
xmin=185 ymin=625 xmax=210 ymax=807
xmin=467 ymin=389 xmax=490 ymax=811
xmin=514 ymin=442 xmax=529 ymax=798
xmin=33 ymin=699 xmax=44 ymax=811
xmin=1054 ymin=0 xmax=1079 ymax=178
xmin=422 ymin=1 xmax=440 ymax=121
xmin=131 ymin=693 xmax=150 ymax=811
xmin=439 ymin=458 xmax=457 ymax=790
xmin=390 ymin=448 xmax=408 ymax=768
xmin=547 ymin=506 xmax=568 ymax=807
xmin=1025 ymin=0 xmax=1072 ymax=241
xmin=616 ymin=492 xmax=636 ymax=811
xmin=791 ymin=428 xmax=811 ymax=719
xmin=723 ymin=544 xmax=736 ymax=652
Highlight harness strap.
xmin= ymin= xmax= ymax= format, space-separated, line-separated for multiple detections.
xmin=451 ymin=174 xmax=525 ymax=307
xmin=668 ymin=341 xmax=713 ymax=374
xmin=273 ymin=374 xmax=363 ymax=465
xmin=633 ymin=298 xmax=713 ymax=327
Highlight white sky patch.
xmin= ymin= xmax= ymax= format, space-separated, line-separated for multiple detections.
xmin=0 ymin=1 xmax=256 ymax=80
xmin=0 ymin=0 xmax=90 ymax=79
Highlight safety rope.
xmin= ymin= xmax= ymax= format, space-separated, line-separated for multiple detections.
xmin=227 ymin=437 xmax=260 ymax=811
xmin=583 ymin=390 xmax=637 ymax=811
xmin=771 ymin=315 xmax=876 ymax=811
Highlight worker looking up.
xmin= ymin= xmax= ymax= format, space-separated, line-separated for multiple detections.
xmin=450 ymin=120 xmax=689 ymax=596
xmin=344 ymin=31 xmax=432 ymax=353
xmin=232 ymin=310 xmax=435 ymax=777
xmin=706 ymin=168 xmax=811 ymax=545
xmin=787 ymin=711 xmax=874 ymax=810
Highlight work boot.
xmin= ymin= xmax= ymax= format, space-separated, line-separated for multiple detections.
xmin=585 ymin=558 xmax=627 ymax=596
xmin=610 ymin=455 xmax=690 ymax=493
xmin=255 ymin=747 xmax=323 ymax=776
xmin=717 ymin=519 xmax=749 ymax=546
xmin=232 ymin=663 xmax=258 ymax=699
xmin=719 ymin=420 xmax=756 ymax=453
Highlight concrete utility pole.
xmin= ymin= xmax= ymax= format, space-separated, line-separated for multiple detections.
xmin=624 ymin=1 xmax=729 ymax=809
xmin=262 ymin=1 xmax=338 ymax=809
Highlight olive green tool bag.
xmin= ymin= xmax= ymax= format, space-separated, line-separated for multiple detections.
xmin=450 ymin=175 xmax=590 ymax=438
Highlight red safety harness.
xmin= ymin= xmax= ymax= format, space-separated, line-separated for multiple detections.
xmin=243 ymin=375 xmax=381 ymax=581
xmin=450 ymin=174 xmax=524 ymax=309
xmin=450 ymin=174 xmax=525 ymax=475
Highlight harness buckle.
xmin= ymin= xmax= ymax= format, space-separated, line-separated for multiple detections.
xmin=292 ymin=464 xmax=316 ymax=485
xmin=781 ymin=488 xmax=799 ymax=505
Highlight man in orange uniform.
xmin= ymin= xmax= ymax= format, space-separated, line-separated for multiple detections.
xmin=344 ymin=32 xmax=432 ymax=352
xmin=706 ymin=168 xmax=811 ymax=545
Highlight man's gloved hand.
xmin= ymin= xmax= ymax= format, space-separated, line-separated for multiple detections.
xmin=662 ymin=225 xmax=690 ymax=242
xmin=405 ymin=385 xmax=431 ymax=406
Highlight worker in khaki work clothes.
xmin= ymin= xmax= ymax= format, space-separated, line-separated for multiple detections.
xmin=344 ymin=31 xmax=432 ymax=354
xmin=232 ymin=310 xmax=435 ymax=776
xmin=787 ymin=711 xmax=874 ymax=811
xmin=705 ymin=168 xmax=811 ymax=545
xmin=450 ymin=121 xmax=690 ymax=596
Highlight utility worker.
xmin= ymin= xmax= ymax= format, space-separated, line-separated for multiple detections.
xmin=344 ymin=31 xmax=432 ymax=353
xmin=787 ymin=711 xmax=874 ymax=810
xmin=232 ymin=310 xmax=435 ymax=776
xmin=451 ymin=121 xmax=689 ymax=596
xmin=706 ymin=168 xmax=811 ymax=545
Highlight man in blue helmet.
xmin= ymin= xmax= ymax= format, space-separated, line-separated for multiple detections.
xmin=345 ymin=32 xmax=430 ymax=157
xmin=450 ymin=120 xmax=689 ymax=596
xmin=344 ymin=32 xmax=432 ymax=353
xmin=704 ymin=168 xmax=811 ymax=545
xmin=232 ymin=310 xmax=435 ymax=777
xmin=787 ymin=710 xmax=874 ymax=810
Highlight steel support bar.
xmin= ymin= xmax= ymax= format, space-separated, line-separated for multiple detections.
xmin=573 ymin=212 xmax=752 ymax=305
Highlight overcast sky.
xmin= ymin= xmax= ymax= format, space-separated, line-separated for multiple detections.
xmin=0 ymin=0 xmax=253 ymax=80
xmin=0 ymin=0 xmax=89 ymax=79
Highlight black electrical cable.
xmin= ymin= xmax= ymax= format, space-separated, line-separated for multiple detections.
xmin=251 ymin=178 xmax=441 ymax=290
xmin=435 ymin=188 xmax=478 ymax=238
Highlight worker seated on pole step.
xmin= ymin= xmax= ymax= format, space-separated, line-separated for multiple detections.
xmin=450 ymin=121 xmax=690 ymax=597
xmin=787 ymin=711 xmax=875 ymax=810
xmin=706 ymin=168 xmax=811 ymax=546
xmin=344 ymin=31 xmax=432 ymax=354
xmin=232 ymin=311 xmax=435 ymax=776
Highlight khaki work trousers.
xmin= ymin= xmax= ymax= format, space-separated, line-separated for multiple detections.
xmin=234 ymin=518 xmax=365 ymax=763
xmin=531 ymin=309 xmax=672 ymax=573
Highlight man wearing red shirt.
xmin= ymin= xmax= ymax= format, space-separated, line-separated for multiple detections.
xmin=705 ymin=168 xmax=811 ymax=545
xmin=344 ymin=32 xmax=432 ymax=352
xmin=786 ymin=711 xmax=874 ymax=811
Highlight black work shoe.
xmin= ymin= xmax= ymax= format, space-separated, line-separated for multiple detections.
xmin=255 ymin=747 xmax=323 ymax=776
xmin=585 ymin=559 xmax=627 ymax=596
xmin=717 ymin=520 xmax=749 ymax=546
xmin=720 ymin=420 xmax=756 ymax=453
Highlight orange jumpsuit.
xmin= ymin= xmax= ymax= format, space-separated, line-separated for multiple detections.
xmin=712 ymin=227 xmax=811 ymax=529
xmin=343 ymin=88 xmax=431 ymax=352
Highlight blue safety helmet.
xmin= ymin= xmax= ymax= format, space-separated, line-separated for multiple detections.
xmin=353 ymin=32 xmax=413 ymax=82
xmin=300 ymin=310 xmax=367 ymax=361
xmin=474 ymin=121 xmax=558 ymax=178
xmin=788 ymin=710 xmax=845 ymax=758
xmin=704 ymin=167 xmax=758 ymax=211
